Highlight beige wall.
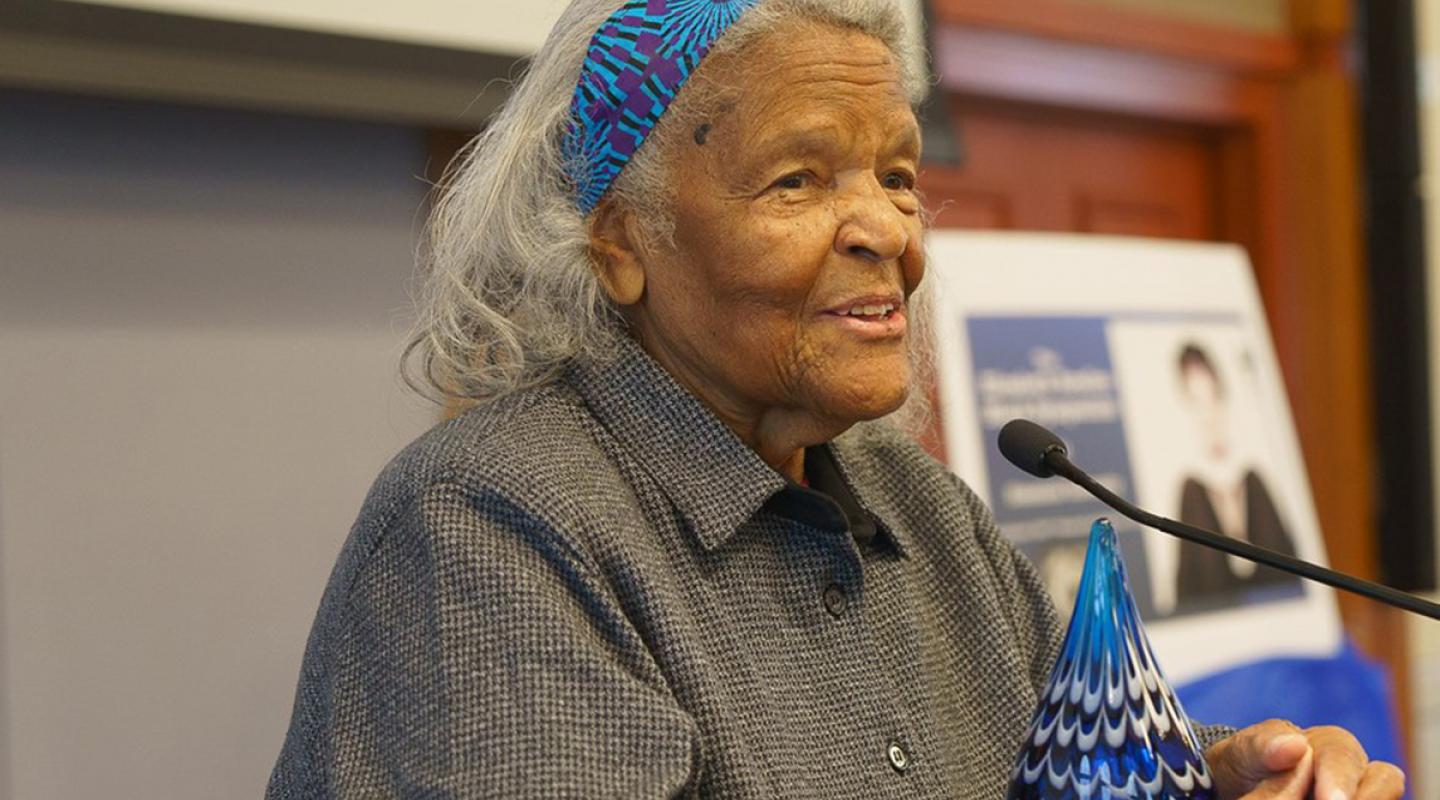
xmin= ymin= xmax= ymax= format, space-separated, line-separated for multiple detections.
xmin=1415 ymin=0 xmax=1440 ymax=791
xmin=1420 ymin=0 xmax=1440 ymax=591
xmin=65 ymin=0 xmax=570 ymax=55
xmin=1075 ymin=0 xmax=1289 ymax=33
xmin=1411 ymin=0 xmax=1440 ymax=794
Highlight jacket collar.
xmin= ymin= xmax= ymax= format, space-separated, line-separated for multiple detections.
xmin=826 ymin=430 xmax=913 ymax=558
xmin=566 ymin=335 xmax=913 ymax=557
xmin=565 ymin=335 xmax=787 ymax=551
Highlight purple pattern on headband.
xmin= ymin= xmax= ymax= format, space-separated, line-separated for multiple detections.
xmin=565 ymin=0 xmax=761 ymax=213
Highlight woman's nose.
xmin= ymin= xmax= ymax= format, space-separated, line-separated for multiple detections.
xmin=834 ymin=174 xmax=909 ymax=263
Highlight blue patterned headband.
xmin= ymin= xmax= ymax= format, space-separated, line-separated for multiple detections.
xmin=565 ymin=0 xmax=762 ymax=214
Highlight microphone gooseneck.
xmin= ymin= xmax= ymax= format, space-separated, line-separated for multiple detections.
xmin=997 ymin=418 xmax=1440 ymax=622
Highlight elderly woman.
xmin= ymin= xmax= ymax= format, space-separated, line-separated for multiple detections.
xmin=268 ymin=0 xmax=1403 ymax=797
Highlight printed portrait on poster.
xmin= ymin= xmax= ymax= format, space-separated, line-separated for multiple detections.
xmin=1108 ymin=323 xmax=1306 ymax=618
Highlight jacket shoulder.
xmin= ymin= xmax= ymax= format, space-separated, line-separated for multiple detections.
xmin=266 ymin=383 xmax=651 ymax=795
xmin=377 ymin=385 xmax=601 ymax=497
xmin=362 ymin=382 xmax=619 ymax=524
xmin=315 ymin=381 xmax=634 ymax=637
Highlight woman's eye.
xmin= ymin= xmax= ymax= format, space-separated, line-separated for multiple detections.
xmin=882 ymin=171 xmax=915 ymax=191
xmin=773 ymin=172 xmax=810 ymax=191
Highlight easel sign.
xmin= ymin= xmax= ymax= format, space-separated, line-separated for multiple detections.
xmin=928 ymin=231 xmax=1341 ymax=684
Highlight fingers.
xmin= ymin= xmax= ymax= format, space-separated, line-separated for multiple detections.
xmin=1355 ymin=761 xmax=1406 ymax=800
xmin=1260 ymin=731 xmax=1311 ymax=772
xmin=1237 ymin=746 xmax=1314 ymax=800
xmin=1208 ymin=719 xmax=1309 ymax=797
xmin=1308 ymin=726 xmax=1368 ymax=800
xmin=1203 ymin=720 xmax=1402 ymax=800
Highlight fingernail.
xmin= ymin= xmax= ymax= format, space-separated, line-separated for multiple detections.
xmin=1262 ymin=734 xmax=1306 ymax=758
xmin=1328 ymin=791 xmax=1349 ymax=800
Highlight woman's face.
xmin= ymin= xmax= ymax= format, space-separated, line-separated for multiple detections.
xmin=1180 ymin=363 xmax=1230 ymax=460
xmin=620 ymin=22 xmax=925 ymax=432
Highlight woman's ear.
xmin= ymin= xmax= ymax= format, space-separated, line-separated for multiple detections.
xmin=588 ymin=199 xmax=647 ymax=306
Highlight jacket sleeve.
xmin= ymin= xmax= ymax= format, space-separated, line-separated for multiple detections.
xmin=268 ymin=480 xmax=701 ymax=799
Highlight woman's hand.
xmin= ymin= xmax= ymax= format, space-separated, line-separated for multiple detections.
xmin=1204 ymin=719 xmax=1405 ymax=799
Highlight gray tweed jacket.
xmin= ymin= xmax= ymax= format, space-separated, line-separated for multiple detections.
xmin=267 ymin=336 xmax=1231 ymax=798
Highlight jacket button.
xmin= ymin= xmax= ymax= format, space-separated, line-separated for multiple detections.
xmin=887 ymin=742 xmax=910 ymax=773
xmin=822 ymin=583 xmax=848 ymax=618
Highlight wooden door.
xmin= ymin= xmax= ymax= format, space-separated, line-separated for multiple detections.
xmin=925 ymin=101 xmax=1219 ymax=239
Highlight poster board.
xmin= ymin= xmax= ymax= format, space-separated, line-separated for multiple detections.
xmin=929 ymin=231 xmax=1341 ymax=684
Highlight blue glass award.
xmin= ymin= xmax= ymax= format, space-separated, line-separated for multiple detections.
xmin=1006 ymin=519 xmax=1216 ymax=799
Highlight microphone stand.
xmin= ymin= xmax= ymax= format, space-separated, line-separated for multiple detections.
xmin=1041 ymin=447 xmax=1440 ymax=622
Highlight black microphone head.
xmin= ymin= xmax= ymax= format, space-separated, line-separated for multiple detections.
xmin=998 ymin=419 xmax=1069 ymax=478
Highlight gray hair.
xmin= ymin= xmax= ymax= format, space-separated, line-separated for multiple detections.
xmin=404 ymin=0 xmax=935 ymax=429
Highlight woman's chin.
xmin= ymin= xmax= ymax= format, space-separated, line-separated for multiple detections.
xmin=816 ymin=378 xmax=910 ymax=425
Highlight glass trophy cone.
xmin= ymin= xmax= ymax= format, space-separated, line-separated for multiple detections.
xmin=1006 ymin=519 xmax=1216 ymax=799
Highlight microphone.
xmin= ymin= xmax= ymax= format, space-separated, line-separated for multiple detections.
xmin=997 ymin=418 xmax=1440 ymax=621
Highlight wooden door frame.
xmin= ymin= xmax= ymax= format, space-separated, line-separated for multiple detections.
xmin=931 ymin=0 xmax=1301 ymax=71
xmin=927 ymin=0 xmax=1404 ymax=755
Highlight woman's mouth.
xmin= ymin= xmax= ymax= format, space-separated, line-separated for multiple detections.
xmin=823 ymin=301 xmax=907 ymax=338
xmin=838 ymin=301 xmax=898 ymax=321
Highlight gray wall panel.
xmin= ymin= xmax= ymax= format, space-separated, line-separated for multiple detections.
xmin=0 ymin=92 xmax=439 ymax=799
